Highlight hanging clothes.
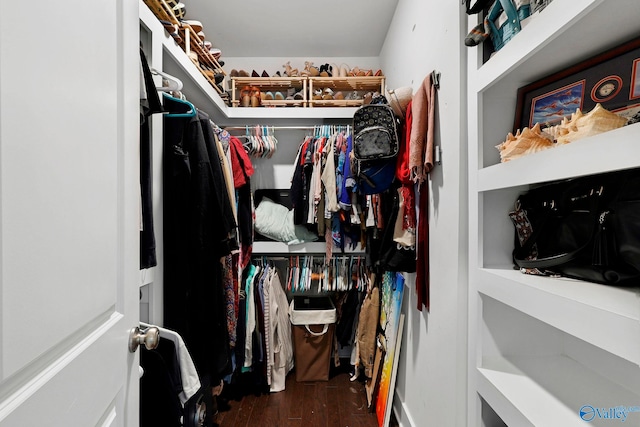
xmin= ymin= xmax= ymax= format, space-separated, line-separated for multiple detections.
xmin=267 ymin=268 xmax=294 ymax=392
xmin=162 ymin=98 xmax=237 ymax=384
xmin=409 ymin=74 xmax=438 ymax=311
xmin=288 ymin=128 xmax=360 ymax=258
xmin=139 ymin=47 xmax=163 ymax=269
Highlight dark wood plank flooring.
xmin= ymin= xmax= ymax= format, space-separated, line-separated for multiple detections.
xmin=213 ymin=370 xmax=380 ymax=427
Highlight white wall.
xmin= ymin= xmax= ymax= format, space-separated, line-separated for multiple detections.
xmin=379 ymin=1 xmax=468 ymax=426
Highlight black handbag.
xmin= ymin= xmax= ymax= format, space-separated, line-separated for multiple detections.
xmin=510 ymin=167 xmax=640 ymax=286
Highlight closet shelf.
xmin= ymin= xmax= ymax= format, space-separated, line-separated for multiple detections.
xmin=471 ymin=0 xmax=640 ymax=94
xmin=477 ymin=123 xmax=640 ymax=191
xmin=477 ymin=355 xmax=640 ymax=427
xmin=478 ymin=268 xmax=640 ymax=365
xmin=253 ymin=241 xmax=364 ymax=255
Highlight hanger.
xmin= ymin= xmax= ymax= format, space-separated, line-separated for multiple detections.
xmin=151 ymin=68 xmax=184 ymax=92
xmin=162 ymin=92 xmax=196 ymax=118
xmin=431 ymin=70 xmax=441 ymax=90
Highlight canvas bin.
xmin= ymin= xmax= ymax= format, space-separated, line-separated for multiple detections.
xmin=290 ymin=296 xmax=337 ymax=382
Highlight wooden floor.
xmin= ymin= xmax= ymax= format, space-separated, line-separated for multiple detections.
xmin=213 ymin=370 xmax=381 ymax=427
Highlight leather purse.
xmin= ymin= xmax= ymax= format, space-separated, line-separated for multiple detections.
xmin=510 ymin=167 xmax=640 ymax=286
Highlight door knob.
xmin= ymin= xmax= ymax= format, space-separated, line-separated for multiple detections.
xmin=128 ymin=325 xmax=160 ymax=353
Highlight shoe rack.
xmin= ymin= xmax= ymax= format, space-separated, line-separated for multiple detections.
xmin=308 ymin=76 xmax=385 ymax=107
xmin=142 ymin=0 xmax=226 ymax=96
xmin=229 ymin=76 xmax=385 ymax=108
xmin=230 ymin=77 xmax=308 ymax=108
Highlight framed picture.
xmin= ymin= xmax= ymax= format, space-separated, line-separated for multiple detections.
xmin=514 ymin=36 xmax=640 ymax=133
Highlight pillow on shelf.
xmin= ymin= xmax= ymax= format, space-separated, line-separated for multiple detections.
xmin=254 ymin=198 xmax=318 ymax=245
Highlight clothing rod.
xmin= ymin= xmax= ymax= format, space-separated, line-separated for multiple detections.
xmin=224 ymin=125 xmax=349 ymax=131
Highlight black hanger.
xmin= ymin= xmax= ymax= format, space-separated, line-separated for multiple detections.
xmin=431 ymin=70 xmax=441 ymax=90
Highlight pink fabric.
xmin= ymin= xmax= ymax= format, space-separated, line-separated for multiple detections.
xmin=396 ymin=101 xmax=416 ymax=230
xmin=409 ymin=74 xmax=436 ymax=183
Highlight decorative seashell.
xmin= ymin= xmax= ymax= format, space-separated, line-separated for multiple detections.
xmin=496 ymin=123 xmax=554 ymax=162
xmin=556 ymin=104 xmax=627 ymax=145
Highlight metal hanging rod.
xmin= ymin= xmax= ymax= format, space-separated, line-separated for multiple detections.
xmin=223 ymin=125 xmax=350 ymax=131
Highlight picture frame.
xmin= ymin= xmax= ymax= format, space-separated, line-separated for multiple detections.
xmin=514 ymin=36 xmax=640 ymax=133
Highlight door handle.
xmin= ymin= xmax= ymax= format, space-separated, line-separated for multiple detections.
xmin=128 ymin=325 xmax=160 ymax=353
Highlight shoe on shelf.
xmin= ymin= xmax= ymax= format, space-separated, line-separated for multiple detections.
xmin=339 ymin=64 xmax=349 ymax=78
xmin=252 ymin=70 xmax=260 ymax=77
xmin=209 ymin=48 xmax=222 ymax=60
xmin=182 ymin=20 xmax=202 ymax=33
xmin=283 ymin=61 xmax=299 ymax=77
xmin=319 ymin=63 xmax=331 ymax=77
xmin=165 ymin=0 xmax=186 ymax=20
xmin=261 ymin=70 xmax=269 ymax=77
xmin=238 ymin=70 xmax=249 ymax=77
xmin=274 ymin=92 xmax=285 ymax=101
xmin=241 ymin=86 xmax=251 ymax=107
xmin=250 ymin=86 xmax=261 ymax=107
xmin=264 ymin=91 xmax=275 ymax=100
xmin=306 ymin=61 xmax=320 ymax=77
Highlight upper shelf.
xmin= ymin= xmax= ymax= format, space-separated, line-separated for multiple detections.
xmin=139 ymin=0 xmax=361 ymax=124
xmin=253 ymin=241 xmax=364 ymax=255
xmin=470 ymin=0 xmax=640 ymax=95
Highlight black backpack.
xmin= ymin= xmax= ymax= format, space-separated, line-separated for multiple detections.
xmin=352 ymin=104 xmax=399 ymax=194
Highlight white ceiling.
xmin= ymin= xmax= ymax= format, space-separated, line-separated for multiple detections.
xmin=181 ymin=0 xmax=399 ymax=58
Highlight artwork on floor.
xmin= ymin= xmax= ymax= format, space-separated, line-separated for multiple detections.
xmin=375 ymin=272 xmax=405 ymax=427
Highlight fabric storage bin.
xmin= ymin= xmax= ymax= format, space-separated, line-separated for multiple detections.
xmin=486 ymin=0 xmax=531 ymax=51
xmin=290 ymin=296 xmax=337 ymax=382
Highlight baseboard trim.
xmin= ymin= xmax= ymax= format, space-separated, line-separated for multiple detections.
xmin=392 ymin=391 xmax=416 ymax=427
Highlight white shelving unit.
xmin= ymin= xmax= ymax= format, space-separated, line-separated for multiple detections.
xmin=253 ymin=241 xmax=364 ymax=254
xmin=140 ymin=0 xmax=359 ymax=125
xmin=467 ymin=0 xmax=640 ymax=425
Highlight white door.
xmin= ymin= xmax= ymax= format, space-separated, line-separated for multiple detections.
xmin=0 ymin=0 xmax=141 ymax=425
